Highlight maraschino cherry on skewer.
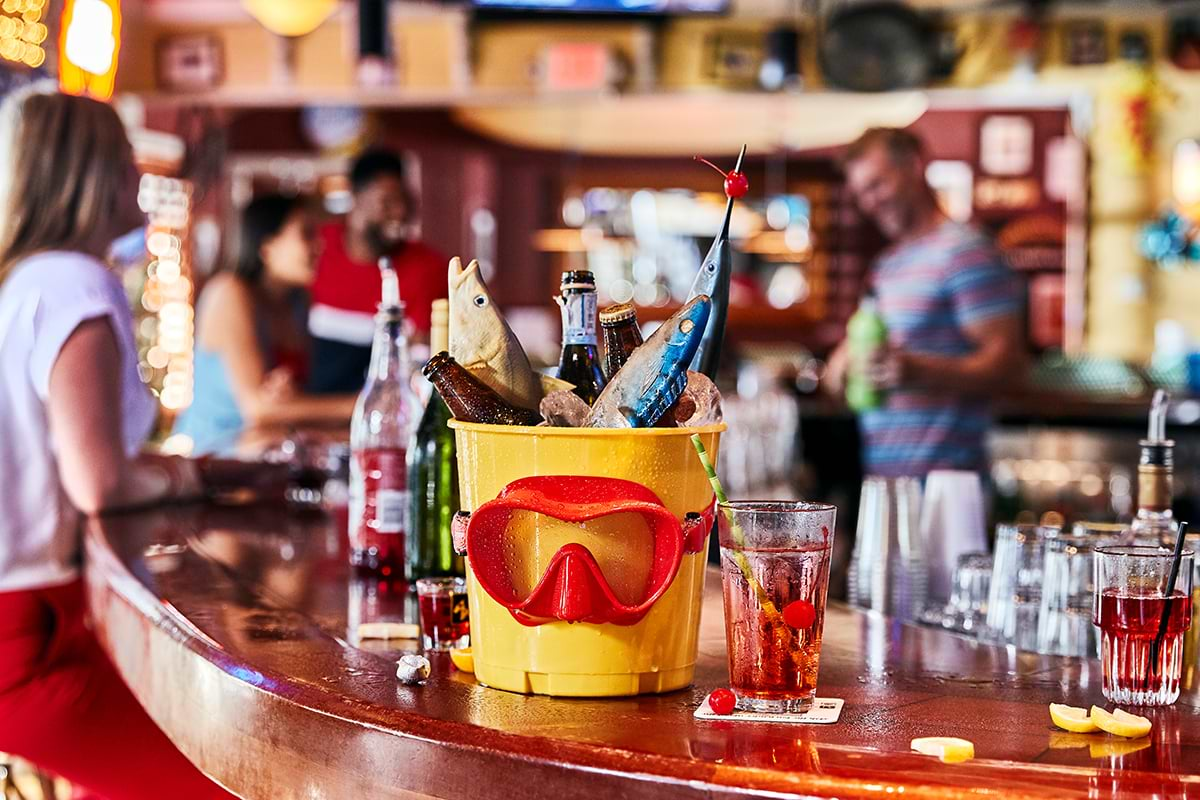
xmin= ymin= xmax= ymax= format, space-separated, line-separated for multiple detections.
xmin=694 ymin=144 xmax=749 ymax=199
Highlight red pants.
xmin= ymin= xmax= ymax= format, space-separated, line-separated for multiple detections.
xmin=0 ymin=580 xmax=236 ymax=800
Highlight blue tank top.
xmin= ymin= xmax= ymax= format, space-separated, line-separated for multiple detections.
xmin=172 ymin=283 xmax=275 ymax=456
xmin=172 ymin=347 xmax=246 ymax=456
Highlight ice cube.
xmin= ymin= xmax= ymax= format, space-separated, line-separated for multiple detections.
xmin=539 ymin=390 xmax=592 ymax=427
xmin=675 ymin=372 xmax=723 ymax=427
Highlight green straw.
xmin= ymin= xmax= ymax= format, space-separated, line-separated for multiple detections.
xmin=691 ymin=434 xmax=781 ymax=620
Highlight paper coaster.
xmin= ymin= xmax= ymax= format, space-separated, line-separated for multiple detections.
xmin=694 ymin=695 xmax=844 ymax=724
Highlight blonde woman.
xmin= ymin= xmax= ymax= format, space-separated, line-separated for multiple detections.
xmin=0 ymin=87 xmax=234 ymax=797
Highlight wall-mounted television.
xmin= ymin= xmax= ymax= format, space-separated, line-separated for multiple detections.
xmin=471 ymin=0 xmax=728 ymax=14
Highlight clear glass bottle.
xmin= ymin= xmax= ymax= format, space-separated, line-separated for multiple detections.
xmin=349 ymin=302 xmax=418 ymax=577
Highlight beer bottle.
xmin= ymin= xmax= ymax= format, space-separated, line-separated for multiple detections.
xmin=599 ymin=303 xmax=643 ymax=380
xmin=423 ymin=352 xmax=543 ymax=427
xmin=350 ymin=302 xmax=418 ymax=577
xmin=407 ymin=300 xmax=464 ymax=580
xmin=555 ymin=270 xmax=606 ymax=405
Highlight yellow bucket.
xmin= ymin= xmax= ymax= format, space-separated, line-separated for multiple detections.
xmin=451 ymin=420 xmax=723 ymax=697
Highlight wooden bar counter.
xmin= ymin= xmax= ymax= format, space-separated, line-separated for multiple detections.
xmin=84 ymin=503 xmax=1200 ymax=799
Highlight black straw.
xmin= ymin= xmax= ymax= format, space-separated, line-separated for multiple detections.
xmin=1149 ymin=520 xmax=1189 ymax=676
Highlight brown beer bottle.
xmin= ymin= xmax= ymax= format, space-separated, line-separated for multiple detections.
xmin=600 ymin=303 xmax=643 ymax=380
xmin=555 ymin=270 xmax=607 ymax=405
xmin=423 ymin=352 xmax=543 ymax=427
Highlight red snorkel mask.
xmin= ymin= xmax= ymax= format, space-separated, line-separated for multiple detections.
xmin=453 ymin=476 xmax=714 ymax=627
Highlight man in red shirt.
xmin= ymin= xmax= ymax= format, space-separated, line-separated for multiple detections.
xmin=308 ymin=149 xmax=445 ymax=393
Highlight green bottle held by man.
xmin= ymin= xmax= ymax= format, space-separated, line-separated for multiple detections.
xmin=845 ymin=299 xmax=888 ymax=412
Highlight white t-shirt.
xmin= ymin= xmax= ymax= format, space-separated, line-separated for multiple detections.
xmin=0 ymin=251 xmax=156 ymax=592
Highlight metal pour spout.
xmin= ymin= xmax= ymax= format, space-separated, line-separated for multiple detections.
xmin=1148 ymin=389 xmax=1170 ymax=443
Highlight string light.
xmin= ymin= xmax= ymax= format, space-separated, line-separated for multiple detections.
xmin=136 ymin=174 xmax=194 ymax=412
xmin=0 ymin=0 xmax=43 ymax=70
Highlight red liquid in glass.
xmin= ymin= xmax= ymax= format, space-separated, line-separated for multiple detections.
xmin=350 ymin=447 xmax=408 ymax=577
xmin=418 ymin=591 xmax=469 ymax=650
xmin=1094 ymin=589 xmax=1193 ymax=705
xmin=721 ymin=544 xmax=830 ymax=704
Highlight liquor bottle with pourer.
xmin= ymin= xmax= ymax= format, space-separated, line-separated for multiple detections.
xmin=555 ymin=270 xmax=606 ymax=405
xmin=349 ymin=300 xmax=418 ymax=577
xmin=1131 ymin=389 xmax=1176 ymax=546
xmin=407 ymin=300 xmax=464 ymax=580
xmin=423 ymin=352 xmax=543 ymax=427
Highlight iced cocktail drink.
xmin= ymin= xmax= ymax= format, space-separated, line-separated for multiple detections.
xmin=1093 ymin=546 xmax=1194 ymax=706
xmin=718 ymin=501 xmax=836 ymax=713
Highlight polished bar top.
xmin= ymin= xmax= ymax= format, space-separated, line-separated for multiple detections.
xmin=85 ymin=503 xmax=1200 ymax=800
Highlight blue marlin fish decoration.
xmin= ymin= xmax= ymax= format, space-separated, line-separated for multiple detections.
xmin=686 ymin=144 xmax=745 ymax=379
xmin=587 ymin=296 xmax=712 ymax=428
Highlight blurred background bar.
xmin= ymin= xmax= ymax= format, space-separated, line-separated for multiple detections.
xmin=17 ymin=0 xmax=1200 ymax=588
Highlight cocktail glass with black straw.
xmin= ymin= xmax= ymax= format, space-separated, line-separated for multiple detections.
xmin=1093 ymin=522 xmax=1194 ymax=706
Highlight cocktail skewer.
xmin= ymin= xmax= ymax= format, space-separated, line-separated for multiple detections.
xmin=691 ymin=434 xmax=782 ymax=622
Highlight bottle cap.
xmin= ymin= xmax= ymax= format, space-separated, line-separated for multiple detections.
xmin=600 ymin=303 xmax=637 ymax=325
xmin=560 ymin=270 xmax=596 ymax=292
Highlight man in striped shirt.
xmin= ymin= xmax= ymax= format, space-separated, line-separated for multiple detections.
xmin=826 ymin=128 xmax=1024 ymax=478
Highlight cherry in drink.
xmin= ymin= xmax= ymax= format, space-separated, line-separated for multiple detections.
xmin=1093 ymin=546 xmax=1195 ymax=706
xmin=718 ymin=502 xmax=836 ymax=713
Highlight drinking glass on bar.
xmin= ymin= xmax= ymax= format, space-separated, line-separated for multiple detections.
xmin=936 ymin=552 xmax=992 ymax=633
xmin=986 ymin=524 xmax=1048 ymax=646
xmin=1093 ymin=546 xmax=1194 ymax=706
xmin=718 ymin=501 xmax=836 ymax=714
xmin=1038 ymin=535 xmax=1102 ymax=657
xmin=1185 ymin=532 xmax=1200 ymax=692
xmin=416 ymin=576 xmax=470 ymax=651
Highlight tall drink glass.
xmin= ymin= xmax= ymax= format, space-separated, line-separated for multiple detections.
xmin=718 ymin=501 xmax=836 ymax=713
xmin=1093 ymin=546 xmax=1194 ymax=706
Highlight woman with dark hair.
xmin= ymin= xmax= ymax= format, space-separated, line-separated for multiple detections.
xmin=173 ymin=194 xmax=354 ymax=455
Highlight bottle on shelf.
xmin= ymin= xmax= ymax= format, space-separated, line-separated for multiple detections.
xmin=845 ymin=298 xmax=888 ymax=413
xmin=349 ymin=301 xmax=418 ymax=577
xmin=555 ymin=270 xmax=606 ymax=405
xmin=407 ymin=300 xmax=464 ymax=581
xmin=600 ymin=302 xmax=643 ymax=380
xmin=423 ymin=352 xmax=543 ymax=427
xmin=1131 ymin=389 xmax=1176 ymax=546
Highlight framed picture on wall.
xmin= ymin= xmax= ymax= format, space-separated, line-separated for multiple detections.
xmin=157 ymin=34 xmax=223 ymax=93
xmin=980 ymin=114 xmax=1034 ymax=176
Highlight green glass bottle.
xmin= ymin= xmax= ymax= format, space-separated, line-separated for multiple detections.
xmin=407 ymin=300 xmax=464 ymax=580
xmin=845 ymin=299 xmax=888 ymax=412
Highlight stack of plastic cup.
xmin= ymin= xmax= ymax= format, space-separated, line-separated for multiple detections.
xmin=919 ymin=471 xmax=988 ymax=606
xmin=847 ymin=476 xmax=925 ymax=622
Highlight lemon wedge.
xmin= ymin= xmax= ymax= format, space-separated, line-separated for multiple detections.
xmin=448 ymin=647 xmax=474 ymax=674
xmin=1049 ymin=703 xmax=1098 ymax=733
xmin=1090 ymin=706 xmax=1152 ymax=739
xmin=911 ymin=737 xmax=975 ymax=763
